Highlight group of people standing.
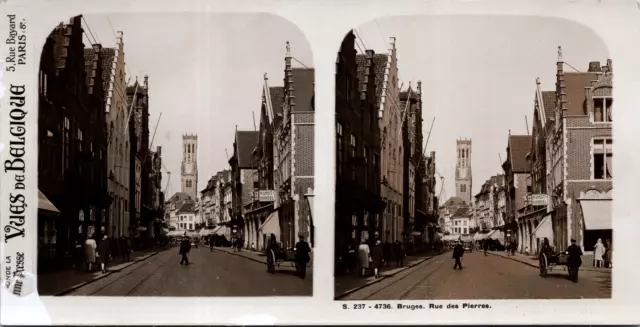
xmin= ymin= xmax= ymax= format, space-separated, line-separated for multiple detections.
xmin=80 ymin=233 xmax=133 ymax=274
xmin=593 ymin=238 xmax=613 ymax=268
xmin=352 ymin=238 xmax=407 ymax=279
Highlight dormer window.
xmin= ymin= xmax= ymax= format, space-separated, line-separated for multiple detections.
xmin=593 ymin=97 xmax=612 ymax=122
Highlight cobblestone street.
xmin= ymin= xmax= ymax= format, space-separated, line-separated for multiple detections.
xmin=340 ymin=251 xmax=611 ymax=300
xmin=62 ymin=246 xmax=312 ymax=296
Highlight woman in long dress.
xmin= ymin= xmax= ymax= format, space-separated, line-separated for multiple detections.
xmin=604 ymin=239 xmax=613 ymax=268
xmin=371 ymin=240 xmax=383 ymax=278
xmin=593 ymin=238 xmax=606 ymax=268
xmin=357 ymin=239 xmax=370 ymax=277
xmin=84 ymin=234 xmax=97 ymax=272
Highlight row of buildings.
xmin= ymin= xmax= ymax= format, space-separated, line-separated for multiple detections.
xmin=502 ymin=51 xmax=613 ymax=254
xmin=165 ymin=42 xmax=316 ymax=250
xmin=334 ymin=31 xmax=439 ymax=257
xmin=37 ymin=15 xmax=165 ymax=271
xmin=439 ymin=48 xmax=613 ymax=255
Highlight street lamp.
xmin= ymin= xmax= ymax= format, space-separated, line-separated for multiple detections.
xmin=303 ymin=188 xmax=314 ymax=247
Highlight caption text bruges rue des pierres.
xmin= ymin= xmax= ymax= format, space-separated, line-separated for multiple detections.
xmin=342 ymin=303 xmax=492 ymax=311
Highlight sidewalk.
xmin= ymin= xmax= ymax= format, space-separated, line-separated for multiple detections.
xmin=334 ymin=251 xmax=439 ymax=299
xmin=38 ymin=247 xmax=164 ymax=296
xmin=212 ymin=246 xmax=314 ymax=267
xmin=488 ymin=250 xmax=612 ymax=272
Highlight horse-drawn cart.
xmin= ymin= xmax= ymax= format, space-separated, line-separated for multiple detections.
xmin=539 ymin=251 xmax=569 ymax=277
xmin=266 ymin=248 xmax=312 ymax=273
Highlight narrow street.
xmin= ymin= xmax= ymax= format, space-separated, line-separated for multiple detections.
xmin=340 ymin=251 xmax=611 ymax=300
xmin=66 ymin=246 xmax=312 ymax=296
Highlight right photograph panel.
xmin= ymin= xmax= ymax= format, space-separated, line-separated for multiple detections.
xmin=334 ymin=15 xmax=612 ymax=300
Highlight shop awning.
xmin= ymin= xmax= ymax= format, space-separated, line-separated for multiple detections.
xmin=38 ymin=190 xmax=60 ymax=214
xmin=485 ymin=229 xmax=505 ymax=240
xmin=214 ymin=225 xmax=231 ymax=236
xmin=473 ymin=233 xmax=488 ymax=241
xmin=259 ymin=210 xmax=280 ymax=236
xmin=532 ymin=213 xmax=553 ymax=242
xmin=199 ymin=228 xmax=216 ymax=236
xmin=167 ymin=230 xmax=183 ymax=237
xmin=580 ymin=199 xmax=612 ymax=230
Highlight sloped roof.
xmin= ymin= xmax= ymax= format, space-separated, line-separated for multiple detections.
xmin=269 ymin=86 xmax=285 ymax=115
xmin=291 ymin=68 xmax=314 ymax=112
xmin=452 ymin=206 xmax=470 ymax=218
xmin=235 ymin=130 xmax=259 ymax=168
xmin=100 ymin=48 xmax=116 ymax=99
xmin=83 ymin=48 xmax=95 ymax=88
xmin=355 ymin=54 xmax=369 ymax=95
xmin=564 ymin=72 xmax=598 ymax=116
xmin=169 ymin=192 xmax=192 ymax=203
xmin=509 ymin=135 xmax=532 ymax=173
xmin=442 ymin=196 xmax=466 ymax=208
xmin=177 ymin=200 xmax=196 ymax=214
xmin=201 ymin=176 xmax=217 ymax=193
xmin=372 ymin=54 xmax=389 ymax=108
xmin=541 ymin=91 xmax=556 ymax=121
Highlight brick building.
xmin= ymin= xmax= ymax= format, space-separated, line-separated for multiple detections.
xmin=373 ymin=37 xmax=404 ymax=244
xmin=335 ymin=31 xmax=384 ymax=255
xmin=228 ymin=129 xmax=259 ymax=245
xmin=37 ymin=15 xmax=109 ymax=269
xmin=273 ymin=42 xmax=315 ymax=248
xmin=502 ymin=133 xmax=532 ymax=249
xmin=102 ymin=31 xmax=131 ymax=239
xmin=126 ymin=76 xmax=152 ymax=245
xmin=546 ymin=54 xmax=613 ymax=252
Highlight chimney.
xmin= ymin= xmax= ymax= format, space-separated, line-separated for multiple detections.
xmin=606 ymin=59 xmax=613 ymax=73
xmin=588 ymin=61 xmax=601 ymax=72
xmin=144 ymin=74 xmax=149 ymax=90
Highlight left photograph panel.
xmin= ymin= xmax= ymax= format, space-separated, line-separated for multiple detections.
xmin=36 ymin=13 xmax=315 ymax=297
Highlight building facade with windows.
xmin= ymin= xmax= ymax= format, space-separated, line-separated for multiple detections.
xmin=548 ymin=57 xmax=613 ymax=252
xmin=335 ymin=31 xmax=384 ymax=256
xmin=37 ymin=16 xmax=110 ymax=269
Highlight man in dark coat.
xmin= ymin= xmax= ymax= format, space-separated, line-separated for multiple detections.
xmin=179 ymin=237 xmax=192 ymax=265
xmin=483 ymin=239 xmax=489 ymax=256
xmin=453 ymin=241 xmax=464 ymax=270
xmin=566 ymin=238 xmax=583 ymax=282
xmin=394 ymin=240 xmax=405 ymax=267
xmin=294 ymin=234 xmax=311 ymax=279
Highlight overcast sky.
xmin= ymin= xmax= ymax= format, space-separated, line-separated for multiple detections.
xmin=354 ymin=15 xmax=609 ymax=201
xmin=82 ymin=13 xmax=313 ymax=197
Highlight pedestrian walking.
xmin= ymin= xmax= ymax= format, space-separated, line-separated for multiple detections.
xmin=567 ymin=238 xmax=583 ymax=282
xmin=371 ymin=240 xmax=383 ymax=279
xmin=84 ymin=234 xmax=97 ymax=272
xmin=604 ymin=239 xmax=612 ymax=268
xmin=73 ymin=233 xmax=84 ymax=270
xmin=483 ymin=239 xmax=488 ymax=256
xmin=98 ymin=234 xmax=111 ymax=274
xmin=593 ymin=238 xmax=605 ymax=268
xmin=358 ymin=239 xmax=371 ymax=277
xmin=382 ymin=240 xmax=392 ymax=267
xmin=294 ymin=234 xmax=311 ymax=279
xmin=394 ymin=240 xmax=405 ymax=267
xmin=452 ymin=241 xmax=464 ymax=270
xmin=179 ymin=236 xmax=191 ymax=265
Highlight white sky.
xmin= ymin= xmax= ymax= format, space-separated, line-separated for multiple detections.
xmin=82 ymin=13 xmax=313 ymax=197
xmin=354 ymin=15 xmax=608 ymax=201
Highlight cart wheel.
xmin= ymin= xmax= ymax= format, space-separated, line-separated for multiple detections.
xmin=539 ymin=254 xmax=548 ymax=277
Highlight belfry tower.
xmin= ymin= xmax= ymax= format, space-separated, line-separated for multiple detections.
xmin=455 ymin=138 xmax=472 ymax=204
xmin=181 ymin=134 xmax=198 ymax=200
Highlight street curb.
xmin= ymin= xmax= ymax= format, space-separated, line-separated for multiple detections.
xmin=212 ymin=247 xmax=267 ymax=265
xmin=53 ymin=250 xmax=163 ymax=296
xmin=487 ymin=251 xmax=539 ymax=269
xmin=335 ymin=255 xmax=436 ymax=299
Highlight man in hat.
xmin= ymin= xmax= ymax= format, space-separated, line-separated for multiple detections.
xmin=452 ymin=240 xmax=465 ymax=270
xmin=566 ymin=238 xmax=583 ymax=282
xmin=294 ymin=234 xmax=312 ymax=279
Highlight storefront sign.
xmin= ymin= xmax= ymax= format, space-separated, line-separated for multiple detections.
xmin=257 ymin=190 xmax=275 ymax=202
xmin=526 ymin=194 xmax=548 ymax=206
